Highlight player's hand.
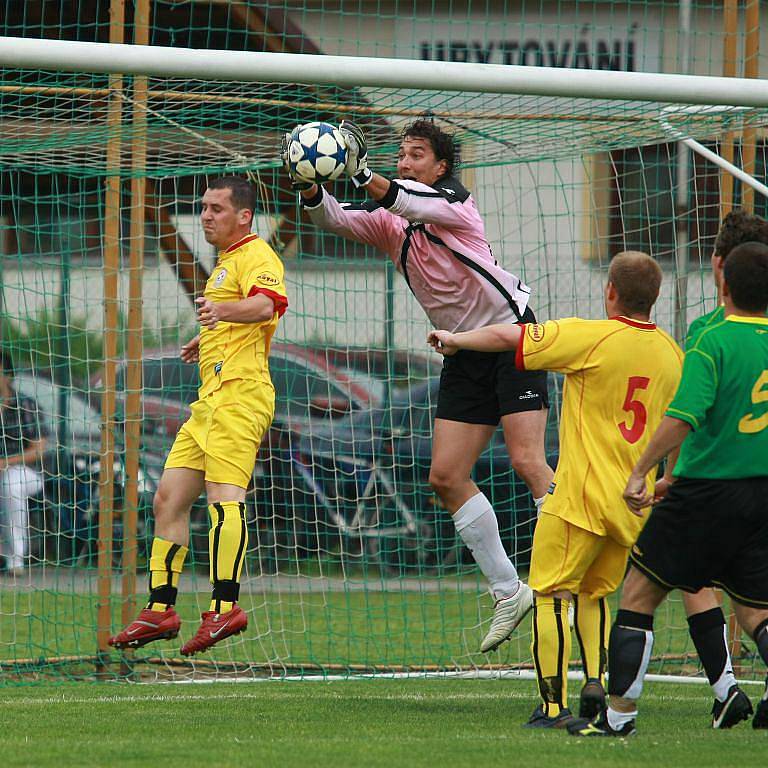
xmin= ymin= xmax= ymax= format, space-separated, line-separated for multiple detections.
xmin=195 ymin=297 xmax=220 ymax=330
xmin=280 ymin=130 xmax=315 ymax=191
xmin=180 ymin=334 xmax=200 ymax=363
xmin=652 ymin=477 xmax=673 ymax=504
xmin=427 ymin=330 xmax=459 ymax=356
xmin=623 ymin=471 xmax=653 ymax=516
xmin=339 ymin=120 xmax=373 ymax=188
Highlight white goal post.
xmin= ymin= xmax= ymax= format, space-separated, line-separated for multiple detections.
xmin=2 ymin=34 xmax=768 ymax=107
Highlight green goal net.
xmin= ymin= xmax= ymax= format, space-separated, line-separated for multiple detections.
xmin=1 ymin=21 xmax=767 ymax=686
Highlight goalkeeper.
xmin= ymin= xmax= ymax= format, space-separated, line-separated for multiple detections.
xmin=284 ymin=118 xmax=552 ymax=651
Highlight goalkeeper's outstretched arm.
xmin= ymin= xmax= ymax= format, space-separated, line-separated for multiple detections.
xmin=428 ymin=324 xmax=523 ymax=356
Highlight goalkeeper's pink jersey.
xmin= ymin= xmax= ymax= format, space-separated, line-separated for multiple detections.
xmin=303 ymin=176 xmax=531 ymax=332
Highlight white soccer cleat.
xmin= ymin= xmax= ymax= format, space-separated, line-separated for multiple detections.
xmin=480 ymin=582 xmax=534 ymax=652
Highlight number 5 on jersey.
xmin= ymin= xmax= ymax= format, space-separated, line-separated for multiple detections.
xmin=619 ymin=376 xmax=650 ymax=444
xmin=739 ymin=370 xmax=768 ymax=434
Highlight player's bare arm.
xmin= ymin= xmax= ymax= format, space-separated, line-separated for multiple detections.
xmin=623 ymin=416 xmax=692 ymax=514
xmin=195 ymin=294 xmax=277 ymax=330
xmin=428 ymin=324 xmax=523 ymax=356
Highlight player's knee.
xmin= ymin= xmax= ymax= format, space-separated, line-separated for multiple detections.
xmin=507 ymin=449 xmax=545 ymax=483
xmin=428 ymin=466 xmax=461 ymax=499
xmin=152 ymin=484 xmax=183 ymax=524
xmin=619 ymin=566 xmax=667 ymax=613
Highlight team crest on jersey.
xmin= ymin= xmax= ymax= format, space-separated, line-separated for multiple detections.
xmin=527 ymin=323 xmax=546 ymax=342
xmin=256 ymin=272 xmax=280 ymax=287
xmin=214 ymin=268 xmax=228 ymax=287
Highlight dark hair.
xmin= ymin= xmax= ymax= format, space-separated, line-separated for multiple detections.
xmin=608 ymin=251 xmax=663 ymax=315
xmin=714 ymin=209 xmax=768 ymax=259
xmin=208 ymin=176 xmax=257 ymax=215
xmin=401 ymin=119 xmax=459 ymax=178
xmin=0 ymin=349 xmax=14 ymax=378
xmin=723 ymin=241 xmax=768 ymax=313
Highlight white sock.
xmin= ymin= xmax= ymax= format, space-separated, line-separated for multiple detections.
xmin=713 ymin=667 xmax=738 ymax=702
xmin=453 ymin=492 xmax=519 ymax=599
xmin=713 ymin=625 xmax=738 ymax=702
xmin=534 ymin=495 xmax=546 ymax=518
xmin=607 ymin=706 xmax=637 ymax=731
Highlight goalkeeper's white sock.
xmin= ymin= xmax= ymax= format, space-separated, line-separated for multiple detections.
xmin=453 ymin=492 xmax=519 ymax=599
xmin=607 ymin=706 xmax=637 ymax=731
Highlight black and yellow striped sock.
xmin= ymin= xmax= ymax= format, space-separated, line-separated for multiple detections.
xmin=146 ymin=537 xmax=188 ymax=612
xmin=208 ymin=501 xmax=248 ymax=613
xmin=531 ymin=595 xmax=571 ymax=718
xmin=574 ymin=594 xmax=610 ymax=685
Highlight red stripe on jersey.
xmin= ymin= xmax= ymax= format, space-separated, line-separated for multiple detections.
xmin=224 ymin=234 xmax=260 ymax=253
xmin=515 ymin=324 xmax=527 ymax=370
xmin=248 ymin=286 xmax=288 ymax=317
xmin=610 ymin=315 xmax=656 ymax=330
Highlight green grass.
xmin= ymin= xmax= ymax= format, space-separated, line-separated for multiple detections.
xmin=1 ymin=587 xmax=715 ymax=676
xmin=2 ymin=586 xmax=759 ymax=681
xmin=1 ymin=678 xmax=766 ymax=768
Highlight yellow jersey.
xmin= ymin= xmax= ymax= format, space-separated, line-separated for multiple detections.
xmin=517 ymin=316 xmax=683 ymax=546
xmin=198 ymin=234 xmax=288 ymax=398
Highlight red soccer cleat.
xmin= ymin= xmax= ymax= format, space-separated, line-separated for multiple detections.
xmin=108 ymin=607 xmax=181 ymax=649
xmin=180 ymin=605 xmax=248 ymax=656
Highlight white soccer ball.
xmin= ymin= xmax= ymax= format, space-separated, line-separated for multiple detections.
xmin=288 ymin=121 xmax=348 ymax=184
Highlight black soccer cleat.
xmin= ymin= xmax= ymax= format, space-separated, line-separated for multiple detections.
xmin=579 ymin=678 xmax=607 ymax=720
xmin=712 ymin=685 xmax=753 ymax=729
xmin=523 ymin=705 xmax=575 ymax=729
xmin=753 ymin=677 xmax=768 ymax=730
xmin=568 ymin=710 xmax=636 ymax=737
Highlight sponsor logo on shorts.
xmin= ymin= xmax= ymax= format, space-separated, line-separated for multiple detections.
xmin=547 ymin=481 xmax=556 ymax=495
xmin=256 ymin=272 xmax=280 ymax=287
xmin=518 ymin=389 xmax=539 ymax=400
xmin=214 ymin=268 xmax=228 ymax=287
xmin=527 ymin=323 xmax=546 ymax=342
xmin=214 ymin=361 xmax=223 ymax=375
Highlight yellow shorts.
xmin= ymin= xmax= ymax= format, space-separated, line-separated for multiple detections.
xmin=164 ymin=378 xmax=274 ymax=489
xmin=528 ymin=512 xmax=630 ymax=599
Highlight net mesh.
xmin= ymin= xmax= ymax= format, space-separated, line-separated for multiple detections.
xmin=1 ymin=1 xmax=766 ymax=685
xmin=2 ymin=72 xmax=768 ymax=176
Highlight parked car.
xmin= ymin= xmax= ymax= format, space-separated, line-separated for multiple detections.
xmin=13 ymin=373 xmax=160 ymax=566
xmin=298 ymin=375 xmax=562 ymax=572
xmin=91 ymin=344 xmax=397 ymax=569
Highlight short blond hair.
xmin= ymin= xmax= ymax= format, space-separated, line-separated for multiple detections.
xmin=608 ymin=251 xmax=663 ymax=315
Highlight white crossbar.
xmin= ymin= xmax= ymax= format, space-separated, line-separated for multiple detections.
xmin=2 ymin=36 xmax=768 ymax=107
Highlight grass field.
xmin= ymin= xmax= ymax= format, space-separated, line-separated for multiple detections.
xmin=1 ymin=583 xmax=718 ymax=675
xmin=1 ymin=678 xmax=766 ymax=767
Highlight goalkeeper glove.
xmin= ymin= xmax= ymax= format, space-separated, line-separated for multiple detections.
xmin=280 ymin=131 xmax=315 ymax=192
xmin=339 ymin=120 xmax=373 ymax=188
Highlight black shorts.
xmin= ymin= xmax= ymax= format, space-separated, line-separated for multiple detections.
xmin=435 ymin=306 xmax=549 ymax=426
xmin=630 ymin=476 xmax=768 ymax=608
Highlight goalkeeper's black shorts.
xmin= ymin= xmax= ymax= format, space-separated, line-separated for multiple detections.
xmin=630 ymin=476 xmax=768 ymax=608
xmin=435 ymin=306 xmax=549 ymax=426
